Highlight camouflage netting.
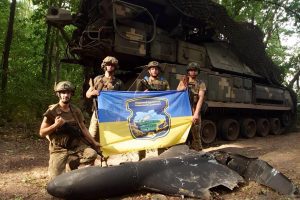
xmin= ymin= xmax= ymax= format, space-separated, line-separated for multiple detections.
xmin=169 ymin=0 xmax=282 ymax=86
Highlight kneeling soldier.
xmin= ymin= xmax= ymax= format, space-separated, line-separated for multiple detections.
xmin=39 ymin=81 xmax=100 ymax=179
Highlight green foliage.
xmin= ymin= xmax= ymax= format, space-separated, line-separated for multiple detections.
xmin=221 ymin=0 xmax=300 ymax=86
xmin=0 ymin=0 xmax=10 ymax=56
xmin=1 ymin=0 xmax=300 ymax=124
xmin=0 ymin=0 xmax=83 ymax=124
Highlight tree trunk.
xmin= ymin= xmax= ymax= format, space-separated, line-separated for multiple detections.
xmin=83 ymin=59 xmax=96 ymax=113
xmin=288 ymin=70 xmax=300 ymax=88
xmin=54 ymin=31 xmax=61 ymax=83
xmin=47 ymin=29 xmax=57 ymax=82
xmin=264 ymin=8 xmax=279 ymax=45
xmin=41 ymin=24 xmax=51 ymax=79
xmin=1 ymin=0 xmax=16 ymax=93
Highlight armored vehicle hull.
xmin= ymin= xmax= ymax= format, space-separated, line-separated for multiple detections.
xmin=46 ymin=0 xmax=296 ymax=144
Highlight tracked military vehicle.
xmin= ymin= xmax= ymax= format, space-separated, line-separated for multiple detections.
xmin=46 ymin=0 xmax=296 ymax=144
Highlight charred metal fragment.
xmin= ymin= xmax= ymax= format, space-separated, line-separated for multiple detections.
xmin=47 ymin=145 xmax=243 ymax=200
xmin=213 ymin=151 xmax=298 ymax=196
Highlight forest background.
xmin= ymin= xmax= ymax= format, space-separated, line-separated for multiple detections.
xmin=1 ymin=0 xmax=300 ymax=126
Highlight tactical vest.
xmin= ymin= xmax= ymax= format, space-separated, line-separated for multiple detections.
xmin=44 ymin=104 xmax=83 ymax=151
xmin=93 ymin=75 xmax=123 ymax=91
xmin=138 ymin=76 xmax=169 ymax=91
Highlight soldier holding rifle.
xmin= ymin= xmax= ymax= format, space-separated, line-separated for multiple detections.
xmin=86 ymin=56 xmax=124 ymax=141
xmin=136 ymin=61 xmax=170 ymax=91
xmin=136 ymin=61 xmax=170 ymax=160
xmin=39 ymin=81 xmax=100 ymax=179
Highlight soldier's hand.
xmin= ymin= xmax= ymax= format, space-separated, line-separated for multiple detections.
xmin=54 ymin=116 xmax=65 ymax=128
xmin=192 ymin=113 xmax=199 ymax=124
xmin=92 ymin=89 xmax=99 ymax=96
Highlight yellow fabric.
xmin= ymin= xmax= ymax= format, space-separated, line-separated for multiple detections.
xmin=99 ymin=116 xmax=192 ymax=156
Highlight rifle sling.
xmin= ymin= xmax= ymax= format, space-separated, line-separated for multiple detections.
xmin=70 ymin=106 xmax=94 ymax=147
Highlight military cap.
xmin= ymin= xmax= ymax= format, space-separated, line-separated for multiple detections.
xmin=54 ymin=81 xmax=75 ymax=93
xmin=101 ymin=56 xmax=119 ymax=69
xmin=147 ymin=61 xmax=161 ymax=70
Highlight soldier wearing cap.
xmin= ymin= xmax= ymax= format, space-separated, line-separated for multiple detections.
xmin=177 ymin=62 xmax=206 ymax=151
xmin=86 ymin=56 xmax=124 ymax=141
xmin=39 ymin=81 xmax=99 ymax=179
xmin=136 ymin=61 xmax=170 ymax=160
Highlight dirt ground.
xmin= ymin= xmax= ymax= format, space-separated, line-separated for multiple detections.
xmin=1 ymin=124 xmax=300 ymax=200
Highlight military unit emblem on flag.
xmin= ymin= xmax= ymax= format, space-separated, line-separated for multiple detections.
xmin=126 ymin=97 xmax=171 ymax=140
xmin=98 ymin=90 xmax=192 ymax=156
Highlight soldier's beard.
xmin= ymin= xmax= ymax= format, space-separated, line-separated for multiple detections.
xmin=59 ymin=96 xmax=71 ymax=104
xmin=62 ymin=100 xmax=70 ymax=104
xmin=150 ymin=74 xmax=158 ymax=78
xmin=189 ymin=74 xmax=197 ymax=79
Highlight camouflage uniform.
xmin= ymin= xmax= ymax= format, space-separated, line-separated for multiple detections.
xmin=89 ymin=75 xmax=123 ymax=141
xmin=187 ymin=79 xmax=206 ymax=151
xmin=44 ymin=103 xmax=97 ymax=179
xmin=136 ymin=61 xmax=170 ymax=160
xmin=136 ymin=77 xmax=170 ymax=91
xmin=136 ymin=61 xmax=170 ymax=91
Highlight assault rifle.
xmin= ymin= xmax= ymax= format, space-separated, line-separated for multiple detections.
xmin=58 ymin=122 xmax=108 ymax=165
xmin=90 ymin=77 xmax=105 ymax=118
xmin=70 ymin=99 xmax=108 ymax=166
xmin=139 ymin=78 xmax=157 ymax=91
xmin=57 ymin=122 xmax=103 ymax=157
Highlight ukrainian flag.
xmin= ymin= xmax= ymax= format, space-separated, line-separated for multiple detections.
xmin=98 ymin=90 xmax=192 ymax=156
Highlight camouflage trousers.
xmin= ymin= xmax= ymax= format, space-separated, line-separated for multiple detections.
xmin=189 ymin=118 xmax=202 ymax=151
xmin=48 ymin=144 xmax=97 ymax=180
xmin=89 ymin=111 xmax=99 ymax=142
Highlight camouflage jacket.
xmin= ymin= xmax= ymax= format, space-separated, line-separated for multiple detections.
xmin=43 ymin=104 xmax=84 ymax=152
xmin=136 ymin=76 xmax=170 ymax=91
xmin=93 ymin=75 xmax=123 ymax=91
xmin=187 ymin=79 xmax=206 ymax=106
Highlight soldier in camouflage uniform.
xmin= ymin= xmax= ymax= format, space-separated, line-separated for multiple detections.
xmin=136 ymin=61 xmax=170 ymax=160
xmin=86 ymin=56 xmax=124 ymax=141
xmin=39 ymin=81 xmax=99 ymax=179
xmin=136 ymin=61 xmax=170 ymax=91
xmin=177 ymin=62 xmax=206 ymax=151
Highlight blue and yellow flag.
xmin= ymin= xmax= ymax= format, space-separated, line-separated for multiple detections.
xmin=98 ymin=90 xmax=192 ymax=156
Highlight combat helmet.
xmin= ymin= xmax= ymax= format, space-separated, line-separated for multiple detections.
xmin=54 ymin=81 xmax=75 ymax=94
xmin=187 ymin=62 xmax=200 ymax=72
xmin=147 ymin=61 xmax=161 ymax=70
xmin=101 ymin=56 xmax=119 ymax=69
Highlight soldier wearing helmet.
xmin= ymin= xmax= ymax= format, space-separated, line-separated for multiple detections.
xmin=136 ymin=61 xmax=170 ymax=160
xmin=86 ymin=56 xmax=124 ymax=141
xmin=177 ymin=62 xmax=206 ymax=151
xmin=39 ymin=81 xmax=100 ymax=179
xmin=54 ymin=80 xmax=75 ymax=95
xmin=136 ymin=61 xmax=170 ymax=91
